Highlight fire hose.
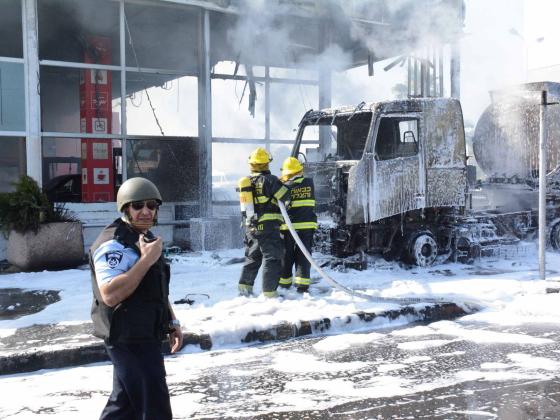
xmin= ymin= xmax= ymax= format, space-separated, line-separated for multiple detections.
xmin=278 ymin=201 xmax=469 ymax=306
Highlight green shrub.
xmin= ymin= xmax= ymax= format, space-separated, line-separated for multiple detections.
xmin=0 ymin=175 xmax=78 ymax=235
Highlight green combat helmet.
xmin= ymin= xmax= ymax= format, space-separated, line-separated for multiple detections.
xmin=116 ymin=177 xmax=162 ymax=212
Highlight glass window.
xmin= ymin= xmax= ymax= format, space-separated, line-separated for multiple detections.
xmin=212 ymin=79 xmax=265 ymax=138
xmin=375 ymin=117 xmax=419 ymax=160
xmin=125 ymin=3 xmax=197 ymax=72
xmin=0 ymin=0 xmax=23 ymax=58
xmin=42 ymin=137 xmax=122 ymax=203
xmin=126 ymin=138 xmax=198 ymax=202
xmin=211 ymin=143 xmax=255 ymax=181
xmin=269 ymin=83 xmax=317 ymax=140
xmin=40 ymin=66 xmax=121 ymax=134
xmin=126 ymin=73 xmax=198 ymax=136
xmin=0 ymin=62 xmax=25 ymax=131
xmin=38 ymin=0 xmax=120 ymax=64
xmin=0 ymin=137 xmax=26 ymax=192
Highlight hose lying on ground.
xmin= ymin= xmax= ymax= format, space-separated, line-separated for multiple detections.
xmin=278 ymin=201 xmax=459 ymax=306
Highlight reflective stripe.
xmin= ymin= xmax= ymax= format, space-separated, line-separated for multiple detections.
xmin=291 ymin=221 xmax=318 ymax=230
xmin=293 ymin=177 xmax=304 ymax=184
xmin=295 ymin=277 xmax=311 ymax=286
xmin=280 ymin=221 xmax=317 ymax=230
xmin=279 ymin=277 xmax=293 ymax=285
xmin=263 ymin=291 xmax=278 ymax=298
xmin=254 ymin=196 xmax=270 ymax=204
xmin=290 ymin=199 xmax=315 ymax=208
xmin=257 ymin=213 xmax=283 ymax=223
xmin=273 ymin=185 xmax=288 ymax=200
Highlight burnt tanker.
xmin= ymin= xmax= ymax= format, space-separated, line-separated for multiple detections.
xmin=290 ymin=82 xmax=560 ymax=267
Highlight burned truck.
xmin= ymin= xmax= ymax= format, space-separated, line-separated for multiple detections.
xmin=291 ymin=85 xmax=560 ymax=266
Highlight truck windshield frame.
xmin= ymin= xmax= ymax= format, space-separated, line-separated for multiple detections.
xmin=292 ymin=111 xmax=373 ymax=162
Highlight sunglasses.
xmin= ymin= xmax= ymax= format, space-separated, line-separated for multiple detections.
xmin=130 ymin=200 xmax=159 ymax=211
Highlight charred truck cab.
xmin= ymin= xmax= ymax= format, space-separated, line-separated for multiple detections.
xmin=292 ymin=99 xmax=487 ymax=266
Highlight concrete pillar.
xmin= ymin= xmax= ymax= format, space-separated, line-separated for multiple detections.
xmin=197 ymin=9 xmax=212 ymax=217
xmin=22 ymin=0 xmax=41 ymax=185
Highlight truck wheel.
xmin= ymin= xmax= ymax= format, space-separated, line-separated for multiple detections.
xmin=550 ymin=221 xmax=560 ymax=250
xmin=407 ymin=230 xmax=438 ymax=267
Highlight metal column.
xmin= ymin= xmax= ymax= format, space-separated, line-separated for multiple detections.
xmin=538 ymin=90 xmax=548 ymax=280
xmin=265 ymin=66 xmax=270 ymax=152
xmin=120 ymin=0 xmax=127 ymax=182
xmin=318 ymin=68 xmax=331 ymax=153
xmin=197 ymin=9 xmax=212 ymax=217
xmin=450 ymin=41 xmax=461 ymax=99
xmin=22 ymin=0 xmax=41 ymax=185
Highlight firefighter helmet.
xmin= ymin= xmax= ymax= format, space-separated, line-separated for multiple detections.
xmin=248 ymin=147 xmax=272 ymax=164
xmin=116 ymin=177 xmax=163 ymax=212
xmin=281 ymin=157 xmax=304 ymax=178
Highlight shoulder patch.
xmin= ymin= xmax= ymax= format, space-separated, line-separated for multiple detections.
xmin=105 ymin=250 xmax=124 ymax=268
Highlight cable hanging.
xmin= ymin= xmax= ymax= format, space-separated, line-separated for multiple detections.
xmin=124 ymin=12 xmax=166 ymax=136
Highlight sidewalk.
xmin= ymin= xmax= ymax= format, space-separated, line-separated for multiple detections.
xmin=1 ymin=245 xmax=557 ymax=376
xmin=0 ymin=289 xmax=465 ymax=375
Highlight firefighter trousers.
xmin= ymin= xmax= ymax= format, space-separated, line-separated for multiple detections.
xmin=238 ymin=229 xmax=283 ymax=294
xmin=280 ymin=229 xmax=314 ymax=290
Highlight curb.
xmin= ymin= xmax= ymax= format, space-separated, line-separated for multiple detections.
xmin=0 ymin=303 xmax=465 ymax=375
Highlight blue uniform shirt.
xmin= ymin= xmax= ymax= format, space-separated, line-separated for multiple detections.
xmin=92 ymin=239 xmax=139 ymax=286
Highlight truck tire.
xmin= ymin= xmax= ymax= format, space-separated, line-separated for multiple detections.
xmin=550 ymin=220 xmax=560 ymax=250
xmin=406 ymin=230 xmax=438 ymax=267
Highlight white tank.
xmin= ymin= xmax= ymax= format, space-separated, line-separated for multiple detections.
xmin=473 ymin=89 xmax=560 ymax=179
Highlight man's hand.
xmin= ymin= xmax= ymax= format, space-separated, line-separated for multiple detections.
xmin=138 ymin=235 xmax=163 ymax=266
xmin=169 ymin=323 xmax=183 ymax=354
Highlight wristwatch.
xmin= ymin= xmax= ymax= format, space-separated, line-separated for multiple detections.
xmin=169 ymin=319 xmax=181 ymax=330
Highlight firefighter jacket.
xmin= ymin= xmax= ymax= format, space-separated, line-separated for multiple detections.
xmin=280 ymin=176 xmax=317 ymax=231
xmin=248 ymin=170 xmax=289 ymax=231
xmin=89 ymin=218 xmax=171 ymax=344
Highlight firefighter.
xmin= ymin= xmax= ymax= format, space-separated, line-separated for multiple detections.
xmin=237 ymin=147 xmax=289 ymax=297
xmin=90 ymin=177 xmax=182 ymax=419
xmin=279 ymin=157 xmax=317 ymax=293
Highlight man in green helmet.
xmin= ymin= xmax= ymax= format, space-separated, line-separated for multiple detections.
xmin=89 ymin=177 xmax=182 ymax=420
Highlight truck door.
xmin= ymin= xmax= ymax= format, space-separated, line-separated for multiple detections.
xmin=368 ymin=115 xmax=424 ymax=222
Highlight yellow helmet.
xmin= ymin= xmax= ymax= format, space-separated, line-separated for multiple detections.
xmin=281 ymin=157 xmax=304 ymax=178
xmin=248 ymin=147 xmax=272 ymax=164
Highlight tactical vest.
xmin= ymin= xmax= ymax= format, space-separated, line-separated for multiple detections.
xmin=249 ymin=171 xmax=288 ymax=231
xmin=281 ymin=176 xmax=317 ymax=231
xmin=90 ymin=218 xmax=170 ymax=344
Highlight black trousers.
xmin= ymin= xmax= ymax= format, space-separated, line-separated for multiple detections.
xmin=100 ymin=342 xmax=171 ymax=420
xmin=238 ymin=229 xmax=283 ymax=294
xmin=281 ymin=229 xmax=314 ymax=289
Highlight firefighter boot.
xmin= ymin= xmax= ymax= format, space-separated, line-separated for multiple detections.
xmin=238 ymin=284 xmax=254 ymax=297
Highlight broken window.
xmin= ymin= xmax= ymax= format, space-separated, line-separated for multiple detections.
xmin=297 ymin=112 xmax=372 ymax=162
xmin=126 ymin=73 xmax=198 ymax=137
xmin=374 ymin=117 xmax=419 ymax=160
